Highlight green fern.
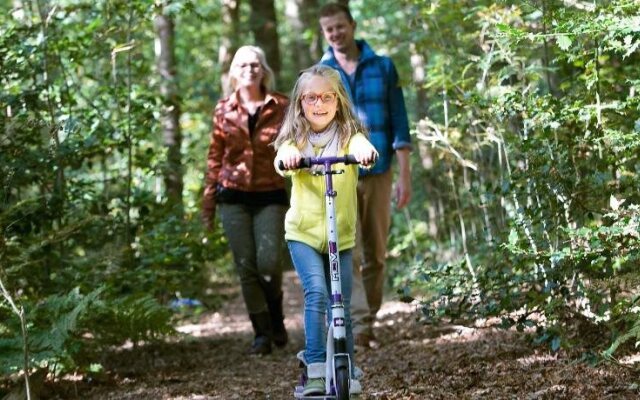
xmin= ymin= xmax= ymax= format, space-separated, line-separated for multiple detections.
xmin=91 ymin=293 xmax=174 ymax=346
xmin=30 ymin=287 xmax=105 ymax=353
xmin=2 ymin=287 xmax=174 ymax=376
xmin=603 ymin=295 xmax=640 ymax=359
xmin=0 ymin=336 xmax=26 ymax=374
xmin=24 ymin=286 xmax=105 ymax=373
xmin=0 ymin=286 xmax=105 ymax=374
xmin=603 ymin=318 xmax=640 ymax=359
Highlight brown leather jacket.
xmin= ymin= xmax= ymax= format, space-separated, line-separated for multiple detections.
xmin=202 ymin=90 xmax=289 ymax=223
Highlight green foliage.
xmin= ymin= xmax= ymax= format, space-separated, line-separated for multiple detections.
xmin=0 ymin=0 xmax=234 ymax=380
xmin=604 ymin=294 xmax=640 ymax=359
xmin=0 ymin=285 xmax=169 ymax=376
xmin=2 ymin=0 xmax=639 ymax=383
xmin=91 ymin=293 xmax=175 ymax=347
xmin=385 ymin=0 xmax=640 ymax=359
xmin=0 ymin=286 xmax=175 ymax=376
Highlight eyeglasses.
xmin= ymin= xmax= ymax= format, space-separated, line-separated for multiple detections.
xmin=237 ymin=62 xmax=262 ymax=70
xmin=301 ymin=92 xmax=337 ymax=105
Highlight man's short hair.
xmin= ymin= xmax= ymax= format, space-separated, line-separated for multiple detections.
xmin=319 ymin=2 xmax=354 ymax=23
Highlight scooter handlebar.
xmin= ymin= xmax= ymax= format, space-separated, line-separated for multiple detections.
xmin=278 ymin=154 xmax=360 ymax=171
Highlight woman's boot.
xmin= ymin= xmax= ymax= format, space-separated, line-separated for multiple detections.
xmin=248 ymin=312 xmax=272 ymax=355
xmin=267 ymin=293 xmax=288 ymax=347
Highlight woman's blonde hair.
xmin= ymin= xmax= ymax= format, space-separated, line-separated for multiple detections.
xmin=274 ymin=64 xmax=366 ymax=150
xmin=226 ymin=45 xmax=275 ymax=95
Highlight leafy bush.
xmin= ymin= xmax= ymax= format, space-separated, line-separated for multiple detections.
xmin=0 ymin=286 xmax=176 ymax=377
xmin=0 ymin=1 xmax=233 ymax=381
xmin=387 ymin=0 xmax=640 ymax=358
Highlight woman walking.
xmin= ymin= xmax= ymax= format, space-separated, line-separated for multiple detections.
xmin=202 ymin=46 xmax=289 ymax=355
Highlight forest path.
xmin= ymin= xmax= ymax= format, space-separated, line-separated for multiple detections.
xmin=75 ymin=270 xmax=637 ymax=400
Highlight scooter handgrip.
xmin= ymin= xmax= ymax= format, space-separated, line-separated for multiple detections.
xmin=298 ymin=158 xmax=312 ymax=168
xmin=278 ymin=158 xmax=312 ymax=170
xmin=344 ymin=154 xmax=359 ymax=165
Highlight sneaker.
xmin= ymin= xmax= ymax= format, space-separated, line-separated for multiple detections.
xmin=303 ymin=378 xmax=325 ymax=396
xmin=350 ymin=379 xmax=362 ymax=395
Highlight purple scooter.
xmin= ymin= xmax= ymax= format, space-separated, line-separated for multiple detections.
xmin=280 ymin=155 xmax=360 ymax=400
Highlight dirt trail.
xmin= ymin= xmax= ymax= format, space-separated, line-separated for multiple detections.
xmin=60 ymin=270 xmax=638 ymax=399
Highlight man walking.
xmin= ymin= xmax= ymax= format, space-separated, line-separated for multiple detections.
xmin=318 ymin=3 xmax=412 ymax=349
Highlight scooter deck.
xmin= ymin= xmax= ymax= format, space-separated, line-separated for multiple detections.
xmin=294 ymin=386 xmax=360 ymax=399
xmin=294 ymin=386 xmax=336 ymax=399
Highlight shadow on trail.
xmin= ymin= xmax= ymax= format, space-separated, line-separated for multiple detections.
xmin=54 ymin=270 xmax=638 ymax=399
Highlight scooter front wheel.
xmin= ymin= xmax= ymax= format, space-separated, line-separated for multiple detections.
xmin=334 ymin=365 xmax=350 ymax=400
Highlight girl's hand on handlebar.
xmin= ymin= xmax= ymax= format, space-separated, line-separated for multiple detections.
xmin=279 ymin=149 xmax=302 ymax=170
xmin=353 ymin=146 xmax=378 ymax=167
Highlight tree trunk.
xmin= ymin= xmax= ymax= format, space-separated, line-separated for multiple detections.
xmin=219 ymin=0 xmax=240 ymax=95
xmin=286 ymin=0 xmax=322 ymax=72
xmin=286 ymin=0 xmax=311 ymax=73
xmin=154 ymin=4 xmax=183 ymax=215
xmin=410 ymin=43 xmax=428 ymax=119
xmin=249 ymin=0 xmax=282 ymax=84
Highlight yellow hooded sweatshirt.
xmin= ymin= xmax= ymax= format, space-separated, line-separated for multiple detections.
xmin=275 ymin=133 xmax=372 ymax=254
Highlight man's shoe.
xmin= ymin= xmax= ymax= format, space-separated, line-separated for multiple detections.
xmin=354 ymin=333 xmax=372 ymax=350
xmin=303 ymin=378 xmax=325 ymax=396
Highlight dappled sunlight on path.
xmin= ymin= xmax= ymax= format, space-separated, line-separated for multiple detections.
xmin=71 ymin=270 xmax=639 ymax=400
xmin=177 ymin=270 xmax=305 ymax=338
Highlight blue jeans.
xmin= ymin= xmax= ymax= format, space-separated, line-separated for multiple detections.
xmin=287 ymin=240 xmax=355 ymax=367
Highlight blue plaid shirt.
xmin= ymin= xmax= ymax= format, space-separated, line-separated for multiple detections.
xmin=320 ymin=40 xmax=411 ymax=176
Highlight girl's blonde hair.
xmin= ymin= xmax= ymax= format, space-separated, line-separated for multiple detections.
xmin=274 ymin=64 xmax=366 ymax=150
xmin=226 ymin=45 xmax=275 ymax=95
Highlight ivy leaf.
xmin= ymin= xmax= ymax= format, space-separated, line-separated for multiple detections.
xmin=556 ymin=35 xmax=572 ymax=51
xmin=551 ymin=336 xmax=561 ymax=352
xmin=496 ymin=23 xmax=511 ymax=33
